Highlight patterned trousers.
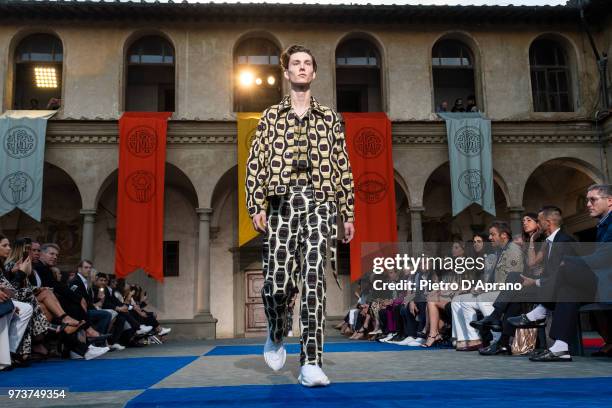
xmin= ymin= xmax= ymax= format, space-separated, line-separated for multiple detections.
xmin=261 ymin=186 xmax=336 ymax=366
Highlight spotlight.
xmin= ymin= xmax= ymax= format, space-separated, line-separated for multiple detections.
xmin=255 ymin=78 xmax=262 ymax=86
xmin=267 ymin=76 xmax=276 ymax=86
xmin=239 ymin=70 xmax=254 ymax=87
xmin=34 ymin=67 xmax=58 ymax=88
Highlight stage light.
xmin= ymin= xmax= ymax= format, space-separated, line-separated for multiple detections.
xmin=267 ymin=76 xmax=276 ymax=86
xmin=255 ymin=78 xmax=262 ymax=86
xmin=34 ymin=67 xmax=58 ymax=88
xmin=239 ymin=70 xmax=254 ymax=87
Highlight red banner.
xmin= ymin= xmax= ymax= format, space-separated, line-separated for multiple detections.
xmin=343 ymin=112 xmax=397 ymax=282
xmin=115 ymin=112 xmax=171 ymax=282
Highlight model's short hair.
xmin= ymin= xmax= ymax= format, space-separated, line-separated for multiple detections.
xmin=41 ymin=243 xmax=60 ymax=253
xmin=587 ymin=184 xmax=612 ymax=197
xmin=280 ymin=45 xmax=317 ymax=72
xmin=488 ymin=221 xmax=512 ymax=240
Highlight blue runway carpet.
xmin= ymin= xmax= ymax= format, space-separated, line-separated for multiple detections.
xmin=205 ymin=341 xmax=450 ymax=356
xmin=0 ymin=356 xmax=198 ymax=392
xmin=126 ymin=377 xmax=612 ymax=408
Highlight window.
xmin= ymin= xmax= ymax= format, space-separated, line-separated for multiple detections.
xmin=14 ymin=34 xmax=63 ymax=110
xmin=234 ymin=38 xmax=281 ymax=112
xmin=530 ymin=39 xmax=573 ymax=112
xmin=163 ymin=241 xmax=179 ymax=277
xmin=335 ymin=39 xmax=382 ymax=112
xmin=125 ymin=35 xmax=175 ymax=112
xmin=432 ymin=40 xmax=477 ymax=113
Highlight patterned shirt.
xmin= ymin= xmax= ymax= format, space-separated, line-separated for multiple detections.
xmin=246 ymin=95 xmax=355 ymax=222
xmin=289 ymin=112 xmax=312 ymax=186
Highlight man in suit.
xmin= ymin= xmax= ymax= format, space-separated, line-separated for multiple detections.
xmin=512 ymin=186 xmax=611 ymax=361
xmin=473 ymin=207 xmax=574 ymax=345
xmin=66 ymin=260 xmax=112 ymax=337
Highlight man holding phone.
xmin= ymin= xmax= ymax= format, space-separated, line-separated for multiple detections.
xmin=245 ymin=45 xmax=355 ymax=387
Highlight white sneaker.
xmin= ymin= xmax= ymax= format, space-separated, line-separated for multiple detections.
xmin=298 ymin=365 xmax=330 ymax=387
xmin=157 ymin=327 xmax=171 ymax=336
xmin=406 ymin=338 xmax=425 ymax=346
xmin=69 ymin=351 xmax=84 ymax=360
xmin=137 ymin=325 xmax=153 ymax=335
xmin=393 ymin=336 xmax=418 ymax=346
xmin=369 ymin=329 xmax=382 ymax=335
xmin=287 ymin=330 xmax=294 ymax=337
xmin=379 ymin=333 xmax=396 ymax=343
xmin=263 ymin=336 xmax=286 ymax=371
xmin=84 ymin=345 xmax=110 ymax=360
xmin=110 ymin=343 xmax=125 ymax=351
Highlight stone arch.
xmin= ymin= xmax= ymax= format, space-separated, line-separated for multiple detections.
xmin=120 ymin=29 xmax=177 ymax=113
xmin=526 ymin=32 xmax=582 ymax=112
xmin=430 ymin=31 xmax=485 ymax=113
xmin=422 ymin=162 xmax=510 ymax=241
xmin=333 ymin=31 xmax=388 ymax=112
xmin=522 ymin=157 xmax=603 ymax=237
xmin=5 ymin=29 xmax=66 ymax=111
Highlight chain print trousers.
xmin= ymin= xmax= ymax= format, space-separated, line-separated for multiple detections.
xmin=261 ymin=186 xmax=336 ymax=366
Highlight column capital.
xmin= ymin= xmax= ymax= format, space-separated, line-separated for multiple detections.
xmin=196 ymin=207 xmax=213 ymax=221
xmin=80 ymin=209 xmax=97 ymax=223
xmin=408 ymin=206 xmax=426 ymax=213
xmin=508 ymin=206 xmax=525 ymax=214
xmin=80 ymin=209 xmax=97 ymax=216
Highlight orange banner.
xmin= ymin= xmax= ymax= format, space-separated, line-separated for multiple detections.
xmin=343 ymin=112 xmax=397 ymax=282
xmin=115 ymin=112 xmax=171 ymax=282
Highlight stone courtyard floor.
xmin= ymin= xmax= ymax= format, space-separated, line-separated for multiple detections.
xmin=1 ymin=333 xmax=611 ymax=407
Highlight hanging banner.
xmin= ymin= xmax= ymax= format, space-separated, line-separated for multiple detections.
xmin=344 ymin=112 xmax=397 ymax=282
xmin=115 ymin=112 xmax=171 ymax=282
xmin=0 ymin=110 xmax=56 ymax=221
xmin=237 ymin=113 xmax=261 ymax=247
xmin=439 ymin=112 xmax=495 ymax=217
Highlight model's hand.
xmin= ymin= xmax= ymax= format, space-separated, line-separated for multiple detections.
xmin=252 ymin=210 xmax=267 ymax=233
xmin=342 ymin=222 xmax=355 ymax=243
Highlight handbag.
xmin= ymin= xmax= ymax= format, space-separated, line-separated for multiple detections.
xmin=511 ymin=327 xmax=538 ymax=355
xmin=0 ymin=298 xmax=15 ymax=318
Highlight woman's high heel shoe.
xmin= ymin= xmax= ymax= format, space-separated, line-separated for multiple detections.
xmin=421 ymin=334 xmax=443 ymax=348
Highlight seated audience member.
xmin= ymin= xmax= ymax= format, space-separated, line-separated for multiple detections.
xmin=451 ymin=222 xmax=523 ymax=354
xmin=90 ymin=272 xmax=143 ymax=348
xmin=130 ymin=285 xmax=171 ymax=337
xmin=66 ymin=260 xmax=112 ymax=337
xmin=513 ymin=185 xmax=612 ymax=361
xmin=421 ymin=240 xmax=464 ymax=347
xmin=0 ymin=234 xmax=34 ymax=370
xmin=389 ymin=265 xmax=427 ymax=346
xmin=471 ymin=211 xmax=552 ymax=350
xmin=376 ymin=269 xmax=407 ymax=343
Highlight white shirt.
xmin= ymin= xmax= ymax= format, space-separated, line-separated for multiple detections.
xmin=33 ymin=271 xmax=42 ymax=288
xmin=77 ymin=273 xmax=88 ymax=291
xmin=546 ymin=227 xmax=561 ymax=259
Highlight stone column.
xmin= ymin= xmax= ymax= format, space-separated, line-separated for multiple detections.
xmin=409 ymin=206 xmax=425 ymax=255
xmin=508 ymin=206 xmax=525 ymax=238
xmin=80 ymin=209 xmax=96 ymax=262
xmin=195 ymin=208 xmax=215 ymax=320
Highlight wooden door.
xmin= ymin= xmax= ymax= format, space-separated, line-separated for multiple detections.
xmin=245 ymin=269 xmax=267 ymax=336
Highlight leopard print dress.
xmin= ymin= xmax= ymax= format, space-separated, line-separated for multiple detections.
xmin=2 ymin=263 xmax=49 ymax=355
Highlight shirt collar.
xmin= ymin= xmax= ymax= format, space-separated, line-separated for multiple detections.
xmin=78 ymin=273 xmax=87 ymax=288
xmin=597 ymin=210 xmax=612 ymax=228
xmin=278 ymin=95 xmax=325 ymax=115
xmin=546 ymin=228 xmax=561 ymax=243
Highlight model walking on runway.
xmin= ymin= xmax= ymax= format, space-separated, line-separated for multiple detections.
xmin=245 ymin=44 xmax=355 ymax=387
